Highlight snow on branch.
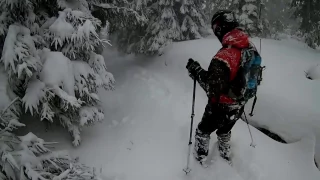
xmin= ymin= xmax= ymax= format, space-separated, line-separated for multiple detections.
xmin=22 ymin=77 xmax=46 ymax=115
xmin=1 ymin=24 xmax=41 ymax=79
xmin=79 ymin=106 xmax=104 ymax=126
xmin=49 ymin=10 xmax=75 ymax=48
xmin=58 ymin=114 xmax=82 ymax=146
xmin=0 ymin=130 xmax=100 ymax=179
xmin=39 ymin=48 xmax=75 ymax=97
xmin=89 ymin=52 xmax=115 ymax=90
xmin=73 ymin=61 xmax=99 ymax=99
xmin=1 ymin=0 xmax=20 ymax=9
xmin=95 ymin=3 xmax=147 ymax=24
xmin=0 ymin=11 xmax=11 ymax=36
xmin=0 ymin=100 xmax=100 ymax=179
xmin=44 ymin=8 xmax=109 ymax=60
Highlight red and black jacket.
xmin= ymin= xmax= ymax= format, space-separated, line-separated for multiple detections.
xmin=195 ymin=28 xmax=250 ymax=104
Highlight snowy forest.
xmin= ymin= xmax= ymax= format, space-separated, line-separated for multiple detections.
xmin=0 ymin=0 xmax=320 ymax=179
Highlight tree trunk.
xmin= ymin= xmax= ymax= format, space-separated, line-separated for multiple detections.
xmin=307 ymin=0 xmax=311 ymax=32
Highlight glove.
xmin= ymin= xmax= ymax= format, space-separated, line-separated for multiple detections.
xmin=186 ymin=58 xmax=196 ymax=69
xmin=186 ymin=58 xmax=202 ymax=77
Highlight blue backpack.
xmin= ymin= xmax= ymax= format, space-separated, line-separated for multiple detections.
xmin=228 ymin=43 xmax=265 ymax=103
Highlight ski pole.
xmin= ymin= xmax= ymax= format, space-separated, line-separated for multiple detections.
xmin=250 ymin=66 xmax=266 ymax=116
xmin=243 ymin=110 xmax=256 ymax=148
xmin=259 ymin=1 xmax=263 ymax=54
xmin=183 ymin=78 xmax=197 ymax=174
xmin=249 ymin=95 xmax=257 ymax=116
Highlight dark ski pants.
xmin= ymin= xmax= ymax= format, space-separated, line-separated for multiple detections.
xmin=197 ymin=102 xmax=242 ymax=136
xmin=194 ymin=102 xmax=242 ymax=162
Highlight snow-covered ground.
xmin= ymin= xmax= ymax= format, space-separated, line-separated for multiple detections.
xmin=20 ymin=35 xmax=320 ymax=179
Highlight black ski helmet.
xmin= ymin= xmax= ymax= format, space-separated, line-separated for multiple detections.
xmin=211 ymin=10 xmax=239 ymax=41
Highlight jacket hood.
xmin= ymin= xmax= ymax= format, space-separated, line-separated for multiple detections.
xmin=222 ymin=29 xmax=249 ymax=49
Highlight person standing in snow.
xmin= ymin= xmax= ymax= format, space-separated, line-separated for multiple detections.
xmin=186 ymin=10 xmax=254 ymax=165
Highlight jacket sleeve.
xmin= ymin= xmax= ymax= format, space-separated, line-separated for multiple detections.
xmin=194 ymin=59 xmax=230 ymax=99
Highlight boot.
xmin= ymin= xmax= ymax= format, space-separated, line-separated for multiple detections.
xmin=217 ymin=131 xmax=232 ymax=165
xmin=194 ymin=128 xmax=210 ymax=163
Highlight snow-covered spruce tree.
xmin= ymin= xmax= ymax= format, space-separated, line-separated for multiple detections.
xmin=134 ymin=0 xmax=181 ymax=55
xmin=203 ymin=0 xmax=215 ymax=22
xmin=0 ymin=63 xmax=99 ymax=179
xmin=0 ymin=0 xmax=115 ymax=146
xmin=265 ymin=0 xmax=291 ymax=39
xmin=98 ymin=0 xmax=149 ymax=54
xmin=176 ymin=0 xmax=207 ymax=40
xmin=291 ymin=0 xmax=320 ymax=49
xmin=258 ymin=1 xmax=270 ymax=38
xmin=204 ymin=0 xmax=233 ymax=23
xmin=91 ymin=0 xmax=147 ymax=35
xmin=0 ymin=109 xmax=101 ymax=179
xmin=119 ymin=0 xmax=207 ymax=55
xmin=233 ymin=0 xmax=269 ymax=37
